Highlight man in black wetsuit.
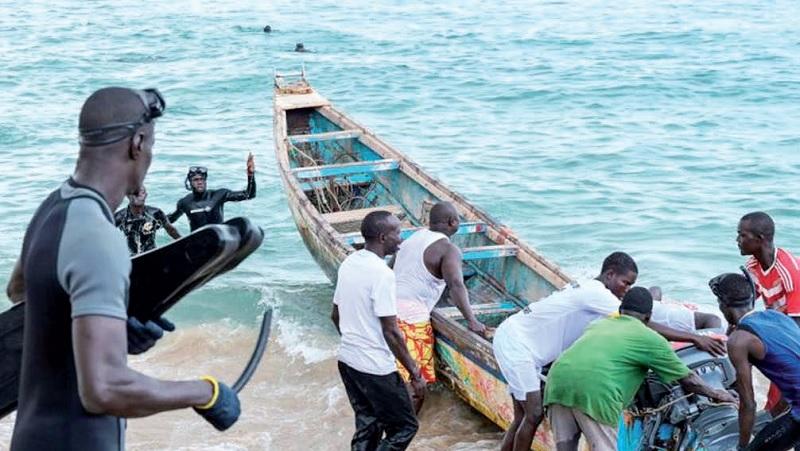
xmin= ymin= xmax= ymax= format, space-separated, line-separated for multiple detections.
xmin=115 ymin=185 xmax=181 ymax=255
xmin=168 ymin=153 xmax=256 ymax=231
xmin=5 ymin=87 xmax=240 ymax=451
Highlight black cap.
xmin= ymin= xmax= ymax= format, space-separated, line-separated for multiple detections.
xmin=620 ymin=286 xmax=653 ymax=315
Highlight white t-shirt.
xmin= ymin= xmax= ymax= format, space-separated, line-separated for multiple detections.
xmin=335 ymin=249 xmax=398 ymax=375
xmin=498 ymin=279 xmax=620 ymax=367
xmin=650 ymin=302 xmax=696 ymax=333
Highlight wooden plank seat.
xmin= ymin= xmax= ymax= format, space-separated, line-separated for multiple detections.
xmin=288 ymin=129 xmax=361 ymax=144
xmin=461 ymin=244 xmax=519 ymax=261
xmin=292 ymin=159 xmax=398 ymax=180
xmin=322 ymin=205 xmax=406 ymax=233
xmin=340 ymin=222 xmax=487 ymax=246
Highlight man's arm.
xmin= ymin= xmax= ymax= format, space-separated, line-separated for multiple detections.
xmin=224 ymin=154 xmax=256 ymax=202
xmin=167 ymin=201 xmax=184 ymax=224
xmin=380 ymin=315 xmax=426 ymax=399
xmin=6 ymin=257 xmax=24 ymax=303
xmin=678 ymin=372 xmax=737 ymax=403
xmin=441 ymin=245 xmax=486 ymax=335
xmin=648 ymin=321 xmax=727 ymax=356
xmin=156 ymin=209 xmax=181 ymax=240
xmin=728 ymin=331 xmax=757 ymax=449
xmin=72 ymin=315 xmax=212 ymax=417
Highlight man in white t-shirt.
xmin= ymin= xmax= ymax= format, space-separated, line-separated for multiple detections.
xmin=648 ymin=286 xmax=725 ymax=333
xmin=493 ymin=252 xmax=727 ymax=451
xmin=331 ymin=210 xmax=425 ymax=451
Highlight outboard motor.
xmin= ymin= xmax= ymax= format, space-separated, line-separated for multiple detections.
xmin=620 ymin=342 xmax=772 ymax=451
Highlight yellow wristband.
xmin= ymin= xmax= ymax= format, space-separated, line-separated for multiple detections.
xmin=196 ymin=375 xmax=219 ymax=410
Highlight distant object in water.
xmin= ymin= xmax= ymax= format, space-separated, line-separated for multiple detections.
xmin=294 ymin=42 xmax=309 ymax=53
xmin=263 ymin=25 xmax=271 ymax=33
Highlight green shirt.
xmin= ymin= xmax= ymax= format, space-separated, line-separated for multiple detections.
xmin=543 ymin=315 xmax=691 ymax=426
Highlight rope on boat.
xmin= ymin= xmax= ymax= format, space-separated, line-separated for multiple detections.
xmin=288 ymin=140 xmax=377 ymax=214
xmin=629 ymin=393 xmax=738 ymax=418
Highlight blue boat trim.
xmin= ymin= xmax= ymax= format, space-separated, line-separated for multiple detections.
xmin=299 ymin=173 xmax=374 ymax=191
xmin=339 ymin=221 xmax=487 ymax=245
xmin=292 ymin=159 xmax=399 ymax=180
xmin=462 ymin=244 xmax=519 ymax=261
xmin=288 ymin=129 xmax=361 ymax=144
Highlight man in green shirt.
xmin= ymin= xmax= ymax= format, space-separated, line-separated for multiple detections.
xmin=544 ymin=287 xmax=736 ymax=450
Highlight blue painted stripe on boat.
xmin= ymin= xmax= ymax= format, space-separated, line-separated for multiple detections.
xmin=289 ymin=129 xmax=361 ymax=144
xmin=461 ymin=244 xmax=518 ymax=261
xmin=299 ymin=173 xmax=374 ymax=191
xmin=292 ymin=159 xmax=399 ymax=180
xmin=340 ymin=222 xmax=487 ymax=245
xmin=435 ymin=334 xmax=507 ymax=381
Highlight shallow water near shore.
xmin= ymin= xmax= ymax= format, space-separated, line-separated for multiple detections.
xmin=0 ymin=0 xmax=798 ymax=449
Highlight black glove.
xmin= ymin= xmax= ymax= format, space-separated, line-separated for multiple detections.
xmin=127 ymin=316 xmax=175 ymax=355
xmin=194 ymin=377 xmax=241 ymax=431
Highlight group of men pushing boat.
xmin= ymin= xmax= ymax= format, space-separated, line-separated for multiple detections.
xmin=331 ymin=205 xmax=800 ymax=451
xmin=5 ymin=85 xmax=800 ymax=451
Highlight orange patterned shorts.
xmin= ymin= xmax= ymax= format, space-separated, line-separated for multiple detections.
xmin=396 ymin=319 xmax=437 ymax=383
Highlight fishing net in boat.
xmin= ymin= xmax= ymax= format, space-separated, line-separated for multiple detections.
xmin=289 ymin=141 xmax=379 ymax=214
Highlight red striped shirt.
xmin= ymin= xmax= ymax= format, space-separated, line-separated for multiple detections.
xmin=746 ymin=248 xmax=800 ymax=316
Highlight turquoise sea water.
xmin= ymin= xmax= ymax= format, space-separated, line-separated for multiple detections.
xmin=1 ymin=1 xmax=799 ymax=449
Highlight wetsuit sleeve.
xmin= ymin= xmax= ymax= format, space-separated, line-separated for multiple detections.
xmin=372 ymin=270 xmax=397 ymax=317
xmin=167 ymin=200 xmax=184 ymax=223
xmin=57 ymin=198 xmax=130 ymax=320
xmin=154 ymin=208 xmax=168 ymax=226
xmin=223 ymin=174 xmax=256 ymax=202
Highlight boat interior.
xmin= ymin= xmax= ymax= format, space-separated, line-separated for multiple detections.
xmin=285 ymin=107 xmax=558 ymax=331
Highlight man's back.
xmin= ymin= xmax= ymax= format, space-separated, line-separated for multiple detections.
xmin=499 ymin=279 xmax=620 ymax=365
xmin=12 ymin=179 xmax=130 ymax=451
xmin=544 ymin=315 xmax=690 ymax=426
xmin=394 ymin=228 xmax=448 ymax=322
xmin=739 ymin=309 xmax=800 ymax=418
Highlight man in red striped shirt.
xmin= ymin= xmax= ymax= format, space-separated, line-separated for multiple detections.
xmin=738 ymin=211 xmax=800 ymax=418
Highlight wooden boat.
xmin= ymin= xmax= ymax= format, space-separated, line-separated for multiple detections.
xmin=272 ymin=72 xmax=573 ymax=450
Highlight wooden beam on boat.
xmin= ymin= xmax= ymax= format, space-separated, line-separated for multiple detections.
xmin=288 ymin=129 xmax=362 ymax=144
xmin=292 ymin=159 xmax=398 ymax=180
xmin=461 ymin=244 xmax=519 ymax=261
xmin=340 ymin=222 xmax=487 ymax=246
xmin=323 ymin=205 xmax=406 ymax=233
xmin=299 ymin=174 xmax=374 ymax=192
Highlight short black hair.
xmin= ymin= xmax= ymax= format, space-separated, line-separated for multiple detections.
xmin=741 ymin=211 xmax=775 ymax=241
xmin=710 ymin=273 xmax=754 ymax=307
xmin=429 ymin=202 xmax=458 ymax=225
xmin=79 ymin=87 xmax=148 ymax=132
xmin=601 ymin=251 xmax=638 ymax=276
xmin=620 ymin=286 xmax=653 ymax=315
xmin=360 ymin=210 xmax=394 ymax=241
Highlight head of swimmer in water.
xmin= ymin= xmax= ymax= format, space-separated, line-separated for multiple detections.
xmin=186 ymin=166 xmax=208 ymax=193
xmin=77 ymin=87 xmax=165 ymax=198
xmin=597 ymin=251 xmax=638 ymax=300
xmin=128 ymin=186 xmax=148 ymax=207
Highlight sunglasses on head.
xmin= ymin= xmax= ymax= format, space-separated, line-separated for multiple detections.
xmin=79 ymin=88 xmax=166 ymax=146
xmin=188 ymin=166 xmax=208 ymax=177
